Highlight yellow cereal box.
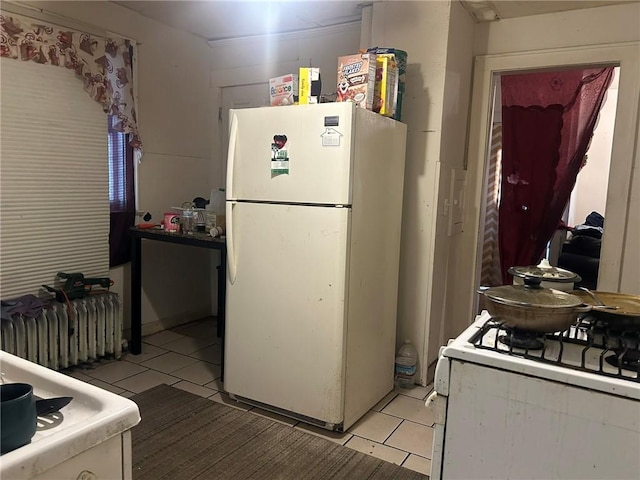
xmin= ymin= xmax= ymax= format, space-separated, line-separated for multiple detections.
xmin=336 ymin=53 xmax=377 ymax=110
xmin=299 ymin=67 xmax=322 ymax=104
xmin=367 ymin=47 xmax=407 ymax=121
xmin=373 ymin=54 xmax=398 ymax=117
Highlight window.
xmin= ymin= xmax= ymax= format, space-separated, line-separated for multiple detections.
xmin=0 ymin=58 xmax=110 ymax=297
xmin=108 ymin=115 xmax=136 ymax=267
xmin=108 ymin=116 xmax=132 ymax=210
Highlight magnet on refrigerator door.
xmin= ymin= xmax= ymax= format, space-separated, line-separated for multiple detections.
xmin=271 ymin=134 xmax=290 ymax=177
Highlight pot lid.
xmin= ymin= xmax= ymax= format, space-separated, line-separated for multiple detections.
xmin=483 ymin=284 xmax=584 ymax=308
xmin=509 ymin=259 xmax=581 ymax=283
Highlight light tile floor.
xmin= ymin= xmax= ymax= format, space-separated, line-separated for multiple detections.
xmin=63 ymin=317 xmax=434 ymax=476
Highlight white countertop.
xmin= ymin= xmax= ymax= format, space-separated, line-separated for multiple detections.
xmin=0 ymin=351 xmax=140 ymax=480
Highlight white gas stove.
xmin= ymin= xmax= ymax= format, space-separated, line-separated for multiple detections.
xmin=427 ymin=311 xmax=640 ymax=480
xmin=0 ymin=351 xmax=140 ymax=480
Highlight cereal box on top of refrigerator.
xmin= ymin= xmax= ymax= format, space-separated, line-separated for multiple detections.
xmin=336 ymin=52 xmax=377 ymax=110
xmin=299 ymin=67 xmax=322 ymax=104
xmin=269 ymin=74 xmax=298 ymax=106
xmin=367 ymin=47 xmax=407 ymax=121
xmin=373 ymin=54 xmax=398 ymax=117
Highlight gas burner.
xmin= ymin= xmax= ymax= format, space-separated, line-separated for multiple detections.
xmin=499 ymin=329 xmax=544 ymax=350
xmin=605 ymin=350 xmax=640 ymax=372
xmin=591 ymin=323 xmax=640 ymax=338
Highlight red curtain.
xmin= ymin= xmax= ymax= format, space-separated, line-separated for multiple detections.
xmin=498 ymin=67 xmax=614 ymax=284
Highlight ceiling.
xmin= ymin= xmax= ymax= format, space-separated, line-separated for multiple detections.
xmin=112 ymin=1 xmax=637 ymax=41
xmin=113 ymin=1 xmax=364 ymax=42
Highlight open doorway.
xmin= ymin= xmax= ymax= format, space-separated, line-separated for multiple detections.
xmin=479 ymin=67 xmax=620 ymax=290
xmin=460 ymin=42 xmax=639 ymax=337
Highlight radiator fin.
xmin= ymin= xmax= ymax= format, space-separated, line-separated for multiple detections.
xmin=1 ymin=293 xmax=123 ymax=370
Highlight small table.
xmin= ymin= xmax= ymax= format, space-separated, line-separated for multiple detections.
xmin=129 ymin=227 xmax=226 ymax=358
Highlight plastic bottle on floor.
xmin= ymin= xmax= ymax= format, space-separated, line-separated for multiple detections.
xmin=395 ymin=340 xmax=418 ymax=389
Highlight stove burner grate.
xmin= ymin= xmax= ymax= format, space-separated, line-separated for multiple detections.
xmin=470 ymin=317 xmax=640 ymax=382
xmin=605 ymin=349 xmax=640 ymax=372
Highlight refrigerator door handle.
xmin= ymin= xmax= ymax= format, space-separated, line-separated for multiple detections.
xmin=226 ymin=112 xmax=238 ymax=200
xmin=227 ymin=200 xmax=237 ymax=284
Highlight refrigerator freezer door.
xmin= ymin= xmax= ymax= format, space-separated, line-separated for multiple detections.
xmin=224 ymin=202 xmax=349 ymax=424
xmin=227 ymin=103 xmax=355 ymax=205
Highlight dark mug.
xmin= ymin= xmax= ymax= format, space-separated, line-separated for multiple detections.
xmin=1 ymin=383 xmax=37 ymax=454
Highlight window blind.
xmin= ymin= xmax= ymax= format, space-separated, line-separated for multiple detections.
xmin=0 ymin=57 xmax=109 ymax=299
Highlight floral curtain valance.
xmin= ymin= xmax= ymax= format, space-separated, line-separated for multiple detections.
xmin=0 ymin=11 xmax=142 ymax=155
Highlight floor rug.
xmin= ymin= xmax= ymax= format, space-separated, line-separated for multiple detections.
xmin=131 ymin=384 xmax=429 ymax=480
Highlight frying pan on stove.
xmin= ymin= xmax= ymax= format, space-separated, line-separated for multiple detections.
xmin=572 ymin=290 xmax=640 ymax=330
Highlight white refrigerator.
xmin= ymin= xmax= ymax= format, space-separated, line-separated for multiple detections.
xmin=224 ymin=102 xmax=407 ymax=431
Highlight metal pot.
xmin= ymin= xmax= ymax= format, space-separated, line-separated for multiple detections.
xmin=479 ymin=284 xmax=591 ymax=333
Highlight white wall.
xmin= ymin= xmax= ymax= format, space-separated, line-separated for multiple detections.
xmin=474 ymin=3 xmax=640 ymax=55
xmin=22 ymin=1 xmax=217 ymax=335
xmin=438 ymin=2 xmax=476 ymax=359
xmin=621 ymin=148 xmax=640 ymax=293
xmin=368 ymin=0 xmax=476 ymax=383
xmin=369 ymin=1 xmax=447 ymax=385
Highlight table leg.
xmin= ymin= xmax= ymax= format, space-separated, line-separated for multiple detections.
xmin=131 ymin=235 xmax=142 ymax=355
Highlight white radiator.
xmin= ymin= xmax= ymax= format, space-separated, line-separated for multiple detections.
xmin=1 ymin=292 xmax=123 ymax=370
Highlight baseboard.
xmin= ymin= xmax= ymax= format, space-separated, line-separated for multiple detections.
xmin=123 ymin=309 xmax=213 ymax=341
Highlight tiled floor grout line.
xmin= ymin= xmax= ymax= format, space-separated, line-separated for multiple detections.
xmin=381 ymin=417 xmax=406 ymax=445
xmin=342 ymin=434 xmax=412 ymax=464
xmin=375 ymin=392 xmax=399 ymax=411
